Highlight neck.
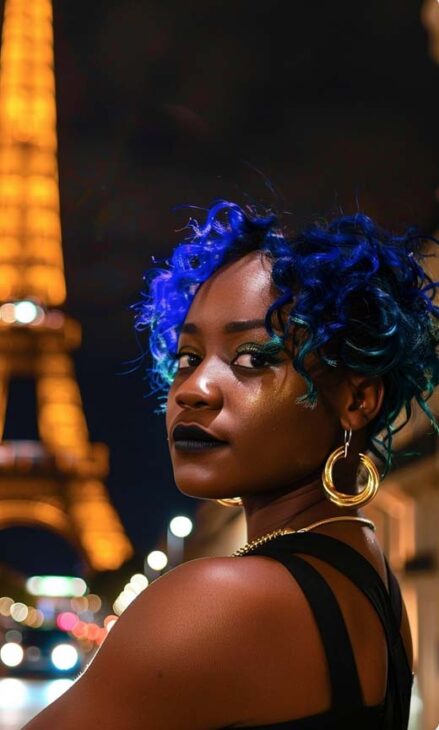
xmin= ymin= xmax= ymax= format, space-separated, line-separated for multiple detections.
xmin=242 ymin=475 xmax=359 ymax=542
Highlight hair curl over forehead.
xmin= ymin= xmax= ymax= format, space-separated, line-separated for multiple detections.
xmin=133 ymin=200 xmax=439 ymax=474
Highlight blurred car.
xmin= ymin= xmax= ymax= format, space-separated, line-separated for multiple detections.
xmin=0 ymin=627 xmax=84 ymax=679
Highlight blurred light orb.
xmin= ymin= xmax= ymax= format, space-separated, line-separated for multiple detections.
xmin=105 ymin=617 xmax=118 ymax=632
xmin=51 ymin=644 xmax=79 ymax=671
xmin=169 ymin=515 xmax=193 ymax=538
xmin=112 ymin=597 xmax=126 ymax=616
xmin=113 ymin=590 xmax=136 ymax=616
xmin=71 ymin=578 xmax=88 ymax=597
xmin=146 ymin=550 xmax=168 ymax=571
xmin=124 ymin=583 xmax=138 ymax=597
xmin=72 ymin=620 xmax=86 ymax=639
xmin=15 ymin=300 xmax=38 ymax=323
xmin=46 ymin=679 xmax=73 ymax=703
xmin=56 ymin=612 xmax=78 ymax=631
xmin=33 ymin=609 xmax=45 ymax=628
xmin=70 ymin=596 xmax=88 ymax=613
xmin=26 ymin=575 xmax=87 ymax=597
xmin=0 ymin=596 xmax=13 ymax=616
xmin=0 ymin=678 xmax=28 ymax=707
xmin=86 ymin=624 xmax=100 ymax=641
xmin=86 ymin=594 xmax=102 ymax=613
xmin=0 ymin=642 xmax=24 ymax=667
xmin=0 ymin=303 xmax=16 ymax=323
xmin=26 ymin=646 xmax=41 ymax=662
xmin=25 ymin=606 xmax=37 ymax=626
xmin=5 ymin=630 xmax=22 ymax=643
xmin=130 ymin=573 xmax=149 ymax=592
xmin=10 ymin=602 xmax=28 ymax=622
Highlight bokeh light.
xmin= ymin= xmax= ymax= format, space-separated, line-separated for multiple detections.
xmin=5 ymin=629 xmax=21 ymax=643
xmin=70 ymin=596 xmax=88 ymax=613
xmin=10 ymin=601 xmax=28 ymax=622
xmin=45 ymin=678 xmax=74 ymax=703
xmin=0 ymin=302 xmax=16 ymax=323
xmin=0 ymin=596 xmax=13 ymax=616
xmin=51 ymin=644 xmax=79 ymax=671
xmin=26 ymin=575 xmax=87 ymax=597
xmin=146 ymin=550 xmax=168 ymax=571
xmin=26 ymin=646 xmax=42 ymax=662
xmin=14 ymin=299 xmax=39 ymax=323
xmin=56 ymin=611 xmax=79 ymax=631
xmin=169 ymin=515 xmax=193 ymax=538
xmin=104 ymin=614 xmax=118 ymax=632
xmin=0 ymin=642 xmax=24 ymax=667
xmin=0 ymin=678 xmax=28 ymax=707
xmin=86 ymin=594 xmax=102 ymax=613
xmin=130 ymin=573 xmax=149 ymax=591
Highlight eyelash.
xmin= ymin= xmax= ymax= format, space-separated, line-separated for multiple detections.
xmin=171 ymin=343 xmax=283 ymax=372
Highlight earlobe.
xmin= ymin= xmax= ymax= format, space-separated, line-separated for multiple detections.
xmin=340 ymin=375 xmax=385 ymax=431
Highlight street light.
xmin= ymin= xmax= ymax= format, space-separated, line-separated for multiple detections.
xmin=167 ymin=515 xmax=193 ymax=568
xmin=169 ymin=516 xmax=193 ymax=538
xmin=146 ymin=550 xmax=168 ymax=572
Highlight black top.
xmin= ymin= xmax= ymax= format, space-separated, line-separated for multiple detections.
xmin=226 ymin=532 xmax=413 ymax=730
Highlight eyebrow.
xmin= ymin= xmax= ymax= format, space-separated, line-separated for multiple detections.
xmin=180 ymin=319 xmax=267 ymax=334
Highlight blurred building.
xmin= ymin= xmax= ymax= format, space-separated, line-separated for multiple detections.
xmin=0 ymin=0 xmax=132 ymax=572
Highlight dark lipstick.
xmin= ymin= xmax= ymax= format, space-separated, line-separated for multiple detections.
xmin=172 ymin=424 xmax=228 ymax=451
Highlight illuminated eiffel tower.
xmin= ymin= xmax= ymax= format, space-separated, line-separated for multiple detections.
xmin=0 ymin=0 xmax=133 ymax=571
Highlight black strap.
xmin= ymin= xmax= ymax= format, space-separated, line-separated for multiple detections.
xmin=265 ymin=553 xmax=364 ymax=710
xmin=384 ymin=555 xmax=402 ymax=627
xmin=247 ymin=532 xmax=412 ymax=728
xmin=263 ymin=533 xmax=402 ymax=646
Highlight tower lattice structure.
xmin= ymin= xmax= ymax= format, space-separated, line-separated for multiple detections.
xmin=0 ymin=0 xmax=133 ymax=571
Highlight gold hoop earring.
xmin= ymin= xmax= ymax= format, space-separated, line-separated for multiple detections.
xmin=322 ymin=429 xmax=380 ymax=508
xmin=216 ymin=497 xmax=243 ymax=507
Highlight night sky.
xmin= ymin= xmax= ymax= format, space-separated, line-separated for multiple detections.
xmin=1 ymin=0 xmax=439 ymax=580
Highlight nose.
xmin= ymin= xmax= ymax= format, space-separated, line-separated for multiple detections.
xmin=173 ymin=358 xmax=224 ymax=411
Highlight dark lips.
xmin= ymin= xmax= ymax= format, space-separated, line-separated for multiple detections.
xmin=172 ymin=423 xmax=228 ymax=451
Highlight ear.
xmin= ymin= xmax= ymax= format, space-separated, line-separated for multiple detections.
xmin=338 ymin=373 xmax=385 ymax=432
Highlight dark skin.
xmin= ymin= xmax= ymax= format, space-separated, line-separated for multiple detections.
xmin=24 ymin=251 xmax=413 ymax=729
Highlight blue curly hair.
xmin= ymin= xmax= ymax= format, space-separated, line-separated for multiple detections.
xmin=133 ymin=200 xmax=439 ymax=475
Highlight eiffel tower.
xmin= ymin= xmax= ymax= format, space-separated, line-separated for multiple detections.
xmin=0 ymin=0 xmax=133 ymax=571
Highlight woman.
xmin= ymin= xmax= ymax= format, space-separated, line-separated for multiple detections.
xmin=26 ymin=201 xmax=438 ymax=729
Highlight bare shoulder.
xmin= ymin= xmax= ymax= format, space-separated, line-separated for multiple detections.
xmin=23 ymin=556 xmax=285 ymax=730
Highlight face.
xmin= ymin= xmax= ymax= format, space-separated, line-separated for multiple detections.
xmin=165 ymin=250 xmax=343 ymax=502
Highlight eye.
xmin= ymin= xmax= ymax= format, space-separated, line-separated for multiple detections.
xmin=232 ymin=352 xmax=270 ymax=369
xmin=232 ymin=345 xmax=283 ymax=370
xmin=172 ymin=351 xmax=201 ymax=370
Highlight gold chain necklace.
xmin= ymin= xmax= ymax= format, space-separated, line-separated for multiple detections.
xmin=232 ymin=516 xmax=375 ymax=557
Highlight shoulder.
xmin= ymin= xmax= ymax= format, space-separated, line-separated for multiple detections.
xmin=125 ymin=554 xmax=298 ymax=659
xmin=24 ymin=556 xmax=294 ymax=730
xmin=140 ymin=552 xmax=301 ymax=616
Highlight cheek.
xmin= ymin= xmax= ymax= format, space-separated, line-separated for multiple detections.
xmin=237 ymin=367 xmax=305 ymax=429
xmin=231 ymin=378 xmax=293 ymax=450
xmin=234 ymin=378 xmax=335 ymax=471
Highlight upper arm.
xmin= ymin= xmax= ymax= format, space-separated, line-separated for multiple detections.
xmin=23 ymin=558 xmax=262 ymax=730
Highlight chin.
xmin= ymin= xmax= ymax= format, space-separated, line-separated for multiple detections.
xmin=172 ymin=470 xmax=240 ymax=502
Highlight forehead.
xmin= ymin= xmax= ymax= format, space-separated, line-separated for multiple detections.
xmin=185 ymin=251 xmax=277 ymax=326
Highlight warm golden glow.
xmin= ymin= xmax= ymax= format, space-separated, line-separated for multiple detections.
xmin=0 ymin=0 xmax=65 ymax=305
xmin=36 ymin=356 xmax=90 ymax=460
xmin=0 ymin=0 xmax=133 ymax=573
xmin=70 ymin=481 xmax=133 ymax=570
xmin=0 ymin=497 xmax=132 ymax=571
xmin=0 ymin=500 xmax=71 ymax=534
xmin=26 ymin=265 xmax=65 ymax=302
xmin=0 ymin=265 xmax=20 ymax=298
